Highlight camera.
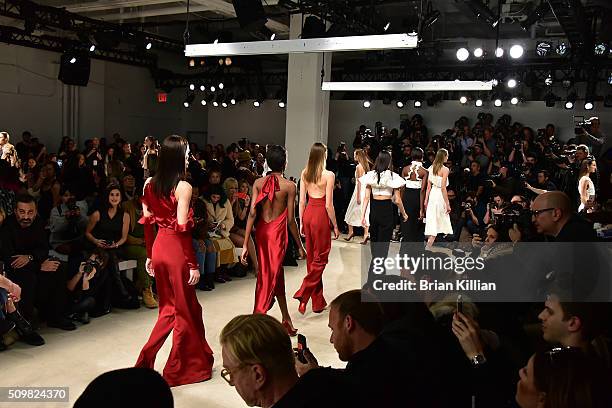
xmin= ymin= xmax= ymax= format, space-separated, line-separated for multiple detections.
xmin=513 ymin=141 xmax=523 ymax=151
xmin=83 ymin=259 xmax=101 ymax=275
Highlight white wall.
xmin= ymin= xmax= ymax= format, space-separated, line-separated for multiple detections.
xmin=0 ymin=44 xmax=207 ymax=153
xmin=207 ymin=99 xmax=611 ymax=153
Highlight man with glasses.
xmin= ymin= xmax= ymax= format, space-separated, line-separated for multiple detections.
xmin=220 ymin=314 xmax=342 ymax=408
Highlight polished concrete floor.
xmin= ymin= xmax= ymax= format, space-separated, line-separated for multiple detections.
xmin=2 ymin=239 xmax=364 ymax=408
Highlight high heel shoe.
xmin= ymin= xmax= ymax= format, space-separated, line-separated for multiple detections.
xmin=344 ymin=234 xmax=354 ymax=242
xmin=360 ymin=236 xmax=369 ymax=245
xmin=298 ymin=302 xmax=307 ymax=315
xmin=282 ymin=320 xmax=298 ymax=337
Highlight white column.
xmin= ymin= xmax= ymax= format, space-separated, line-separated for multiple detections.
xmin=284 ymin=14 xmax=332 ymax=179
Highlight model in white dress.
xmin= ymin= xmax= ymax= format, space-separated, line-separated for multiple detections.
xmin=578 ymin=175 xmax=595 ymax=212
xmin=424 ymin=166 xmax=453 ymax=237
xmin=345 ymin=166 xmax=370 ymax=227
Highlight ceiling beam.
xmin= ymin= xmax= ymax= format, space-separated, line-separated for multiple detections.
xmin=191 ymin=0 xmax=288 ymax=33
xmin=98 ymin=5 xmax=212 ymax=21
xmin=62 ymin=0 xmax=178 ymax=13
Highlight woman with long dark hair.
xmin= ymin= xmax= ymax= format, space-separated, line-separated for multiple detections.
xmin=135 ymin=135 xmax=214 ymax=387
xmin=360 ymin=151 xmax=408 ymax=283
xmin=578 ymin=158 xmax=597 ymax=213
xmin=294 ymin=143 xmax=339 ymax=314
xmin=424 ymin=148 xmax=453 ymax=248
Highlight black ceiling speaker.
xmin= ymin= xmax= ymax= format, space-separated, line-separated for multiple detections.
xmin=59 ymin=53 xmax=91 ymax=86
xmin=232 ymin=0 xmax=267 ymax=31
xmin=301 ymin=16 xmax=326 ymax=39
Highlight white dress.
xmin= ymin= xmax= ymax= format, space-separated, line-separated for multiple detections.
xmin=345 ymin=167 xmax=370 ymax=227
xmin=578 ymin=175 xmax=595 ymax=212
xmin=424 ymin=166 xmax=453 ymax=236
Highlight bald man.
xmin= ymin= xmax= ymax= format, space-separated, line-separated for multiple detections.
xmin=530 ymin=191 xmax=595 ymax=241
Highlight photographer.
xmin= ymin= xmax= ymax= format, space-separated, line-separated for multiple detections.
xmin=66 ymin=250 xmax=111 ymax=323
xmin=487 ymin=163 xmax=520 ymax=198
xmin=49 ymin=186 xmax=89 ymax=257
xmin=483 ymin=193 xmax=506 ymax=226
xmin=461 ymin=192 xmax=486 ymax=236
xmin=508 ymin=138 xmax=527 ymax=166
xmin=576 ymin=117 xmax=606 ymax=157
xmin=352 ymin=125 xmax=367 ymax=149
xmin=466 ymin=161 xmax=486 ymax=199
xmin=461 ymin=143 xmax=489 ymax=172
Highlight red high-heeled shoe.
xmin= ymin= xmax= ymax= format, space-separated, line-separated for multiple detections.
xmin=298 ymin=302 xmax=307 ymax=315
xmin=282 ymin=320 xmax=298 ymax=337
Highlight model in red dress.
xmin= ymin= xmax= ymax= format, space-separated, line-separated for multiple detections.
xmin=135 ymin=136 xmax=213 ymax=387
xmin=240 ymin=145 xmax=305 ymax=336
xmin=294 ymin=143 xmax=339 ymax=314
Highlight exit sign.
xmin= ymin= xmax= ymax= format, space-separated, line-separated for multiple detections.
xmin=157 ymin=92 xmax=168 ymax=103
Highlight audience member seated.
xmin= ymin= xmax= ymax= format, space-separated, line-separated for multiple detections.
xmin=0 ymin=194 xmax=74 ymax=335
xmin=204 ymin=185 xmax=238 ymax=283
xmin=66 ymin=250 xmax=111 ymax=324
xmin=224 ymin=177 xmax=258 ymax=275
xmin=220 ymin=314 xmax=345 ymax=408
xmin=191 ymin=185 xmax=217 ymax=291
xmin=85 ymin=184 xmax=139 ymax=310
xmin=28 ymin=162 xmax=61 ymax=224
xmin=74 ymin=367 xmax=173 ymax=408
xmin=49 ymin=185 xmax=88 ymax=258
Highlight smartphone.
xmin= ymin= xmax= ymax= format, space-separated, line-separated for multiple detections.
xmin=297 ymin=334 xmax=307 ymax=364
xmin=457 ymin=294 xmax=463 ymax=314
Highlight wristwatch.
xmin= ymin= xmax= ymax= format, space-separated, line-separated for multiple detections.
xmin=471 ymin=354 xmax=487 ymax=367
xmin=27 ymin=255 xmax=34 ymax=261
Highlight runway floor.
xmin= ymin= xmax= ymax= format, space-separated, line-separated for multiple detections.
xmin=2 ymin=239 xmax=363 ymax=408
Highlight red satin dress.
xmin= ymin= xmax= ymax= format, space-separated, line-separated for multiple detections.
xmin=135 ymin=182 xmax=214 ymax=387
xmin=294 ymin=196 xmax=331 ymax=312
xmin=253 ymin=175 xmax=289 ymax=314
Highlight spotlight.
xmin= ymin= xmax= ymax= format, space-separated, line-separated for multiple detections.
xmin=456 ymin=48 xmax=470 ymax=61
xmin=183 ymin=93 xmax=195 ymax=108
xmin=183 ymin=101 xmax=189 ymax=108
xmin=594 ymin=43 xmax=607 ymax=56
xmin=584 ymin=101 xmax=594 ymax=110
xmin=565 ymin=93 xmax=576 ymax=109
xmin=383 ymin=22 xmax=391 ymax=31
xmin=520 ymin=2 xmax=551 ymax=31
xmin=363 ymin=100 xmax=371 ymax=108
xmin=213 ymin=101 xmax=219 ymax=107
xmin=218 ymin=58 xmax=224 ymax=65
xmin=218 ymin=82 xmax=224 ymax=90
xmin=495 ymin=47 xmax=504 ymax=58
xmin=189 ymin=58 xmax=195 ymax=67
xmin=70 ymin=57 xmax=77 ymax=64
xmin=189 ymin=83 xmax=195 ymax=91
xmin=509 ymin=44 xmax=524 ymax=59
xmin=536 ymin=41 xmax=552 ymax=56
xmin=473 ymin=47 xmax=484 ymax=58
xmin=396 ymin=101 xmax=404 ymax=108
xmin=414 ymin=100 xmax=422 ymax=108
xmin=222 ymin=102 xmax=228 ymax=108
xmin=421 ymin=10 xmax=440 ymax=31
xmin=201 ymin=99 xmax=207 ymax=106
xmin=545 ymin=74 xmax=553 ymax=86
xmin=230 ymin=98 xmax=236 ymax=105
xmin=465 ymin=0 xmax=500 ymax=27
xmin=507 ymin=78 xmax=517 ymax=88
xmin=545 ymin=93 xmax=557 ymax=107
xmin=225 ymin=57 xmax=232 ymax=65
xmin=145 ymin=41 xmax=152 ymax=50
xmin=475 ymin=99 xmax=483 ymax=107
xmin=210 ymin=86 xmax=216 ymax=92
xmin=511 ymin=97 xmax=519 ymax=105
xmin=556 ymin=42 xmax=568 ymax=56
xmin=609 ymin=73 xmax=612 ymax=86
xmin=200 ymin=85 xmax=205 ymax=92
xmin=494 ymin=98 xmax=502 ymax=107
xmin=270 ymin=33 xmax=276 ymax=40
xmin=278 ymin=101 xmax=286 ymax=108
xmin=214 ymin=39 xmax=219 ymax=44
xmin=89 ymin=44 xmax=96 ymax=52
xmin=460 ymin=96 xmax=468 ymax=104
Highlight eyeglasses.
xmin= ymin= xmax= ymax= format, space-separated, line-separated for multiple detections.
xmin=531 ymin=208 xmax=556 ymax=217
xmin=221 ymin=365 xmax=247 ymax=385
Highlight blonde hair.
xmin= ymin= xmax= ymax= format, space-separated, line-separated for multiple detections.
xmin=432 ymin=148 xmax=448 ymax=176
xmin=354 ymin=148 xmax=370 ymax=172
xmin=223 ymin=177 xmax=239 ymax=195
xmin=220 ymin=314 xmax=294 ymax=377
xmin=303 ymin=142 xmax=327 ymax=184
xmin=0 ymin=131 xmax=9 ymax=142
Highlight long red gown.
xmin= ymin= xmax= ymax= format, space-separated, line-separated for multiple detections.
xmin=253 ymin=175 xmax=289 ymax=314
xmin=135 ymin=182 xmax=214 ymax=387
xmin=294 ymin=196 xmax=331 ymax=312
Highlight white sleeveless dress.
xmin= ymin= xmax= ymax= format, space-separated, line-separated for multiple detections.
xmin=578 ymin=175 xmax=595 ymax=212
xmin=345 ymin=168 xmax=370 ymax=227
xmin=424 ymin=166 xmax=453 ymax=236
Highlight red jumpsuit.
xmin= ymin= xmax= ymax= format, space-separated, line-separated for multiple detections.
xmin=135 ymin=182 xmax=214 ymax=387
xmin=253 ymin=175 xmax=289 ymax=314
xmin=294 ymin=196 xmax=331 ymax=312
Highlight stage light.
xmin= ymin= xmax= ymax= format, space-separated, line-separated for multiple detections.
xmin=507 ymin=78 xmax=517 ymax=88
xmin=545 ymin=74 xmax=553 ymax=86
xmin=521 ymin=1 xmax=550 ymax=31
xmin=200 ymin=85 xmax=205 ymax=92
xmin=494 ymin=98 xmax=502 ymax=107
xmin=183 ymin=93 xmax=194 ymax=108
xmin=253 ymin=100 xmax=261 ymax=107
xmin=565 ymin=94 xmax=576 ymax=109
xmin=495 ymin=47 xmax=504 ymax=58
xmin=218 ymin=82 xmax=224 ymax=89
xmin=270 ymin=33 xmax=276 ymax=40
xmin=210 ymin=86 xmax=216 ymax=92
xmin=396 ymin=101 xmax=404 ymax=108
xmin=189 ymin=84 xmax=195 ymax=91
xmin=475 ymin=99 xmax=483 ymax=107
xmin=456 ymin=48 xmax=470 ymax=61
xmin=584 ymin=101 xmax=594 ymax=110
xmin=460 ymin=96 xmax=468 ymax=104
xmin=70 ymin=57 xmax=77 ymax=64
xmin=231 ymin=98 xmax=236 ymax=105
xmin=511 ymin=97 xmax=519 ymax=105
xmin=509 ymin=44 xmax=524 ymax=59
xmin=473 ymin=47 xmax=484 ymax=58
xmin=89 ymin=45 xmax=96 ymax=52
xmin=363 ymin=100 xmax=371 ymax=108
xmin=414 ymin=100 xmax=422 ymax=108
xmin=145 ymin=41 xmax=152 ymax=50
xmin=322 ymin=81 xmax=494 ymax=92
xmin=189 ymin=58 xmax=195 ymax=67
xmin=218 ymin=58 xmax=224 ymax=65
xmin=556 ymin=42 xmax=568 ymax=56
xmin=609 ymin=73 xmax=612 ymax=85
xmin=384 ymin=22 xmax=391 ymax=31
xmin=545 ymin=93 xmax=556 ymax=107
xmin=536 ymin=41 xmax=551 ymax=56
xmin=222 ymin=102 xmax=228 ymax=108
xmin=421 ymin=10 xmax=440 ymax=31
xmin=212 ymin=101 xmax=218 ymax=107
xmin=594 ymin=43 xmax=607 ymax=56
xmin=201 ymin=99 xmax=207 ymax=106
xmin=465 ymin=0 xmax=500 ymax=27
